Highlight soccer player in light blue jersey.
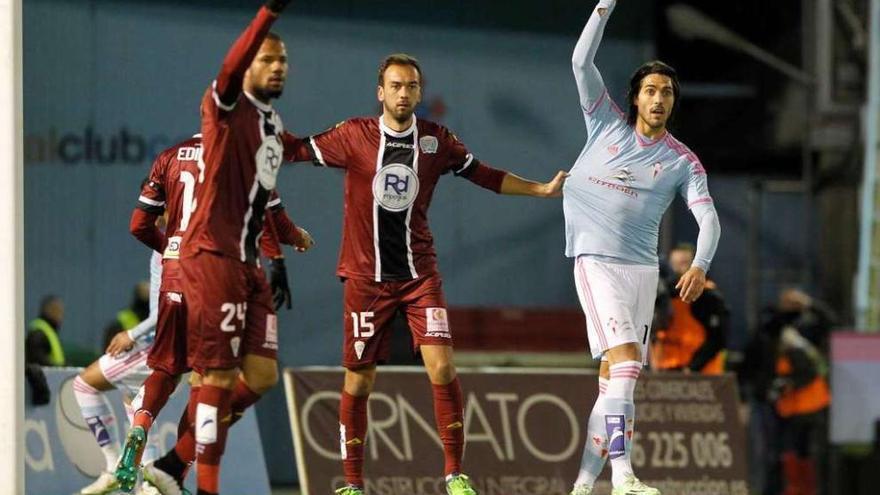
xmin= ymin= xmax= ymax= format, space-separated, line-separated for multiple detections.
xmin=565 ymin=2 xmax=721 ymax=494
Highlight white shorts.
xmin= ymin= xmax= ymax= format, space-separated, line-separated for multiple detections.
xmin=573 ymin=255 xmax=658 ymax=362
xmin=98 ymin=339 xmax=152 ymax=400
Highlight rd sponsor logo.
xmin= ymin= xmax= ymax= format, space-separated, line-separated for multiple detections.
xmin=373 ymin=163 xmax=420 ymax=212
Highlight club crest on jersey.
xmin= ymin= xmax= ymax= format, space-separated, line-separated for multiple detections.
xmin=419 ymin=136 xmax=439 ymax=154
xmin=607 ymin=144 xmax=619 ymax=156
xmin=230 ymin=336 xmax=241 ymax=357
xmin=652 ymin=162 xmax=663 ymax=180
xmin=372 ymin=163 xmax=420 ymax=212
xmin=255 ymin=138 xmax=283 ymax=190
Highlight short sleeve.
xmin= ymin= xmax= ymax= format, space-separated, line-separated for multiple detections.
xmin=136 ymin=153 xmax=169 ymax=214
xmin=266 ymin=189 xmax=284 ymax=211
xmin=439 ymin=128 xmax=477 ymax=176
xmin=307 ymin=121 xmax=351 ymax=169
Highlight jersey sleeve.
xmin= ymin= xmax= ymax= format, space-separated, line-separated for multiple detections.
xmin=136 ymin=154 xmax=168 ymax=215
xmin=281 ymin=131 xmax=315 ymax=163
xmin=306 ymin=121 xmax=352 ymax=169
xmin=572 ymin=1 xmax=625 ymax=137
xmin=440 ymin=128 xmax=507 ymax=192
xmin=261 ymin=192 xmax=303 ymax=258
xmin=132 ymin=153 xmax=169 ymax=252
xmin=678 ymin=159 xmax=713 ymax=209
xmin=208 ymin=6 xmax=279 ymax=116
xmin=679 ymin=156 xmax=720 ymax=272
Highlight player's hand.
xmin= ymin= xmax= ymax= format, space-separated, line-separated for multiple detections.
xmin=293 ymin=227 xmax=314 ymax=252
xmin=270 ymin=257 xmax=293 ymax=310
xmin=676 ymin=266 xmax=706 ymax=304
xmin=541 ymin=170 xmax=569 ymax=198
xmin=106 ymin=331 xmax=136 ymax=358
xmin=265 ymin=0 xmax=292 ymax=14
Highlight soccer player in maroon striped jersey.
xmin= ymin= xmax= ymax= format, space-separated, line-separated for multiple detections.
xmin=283 ymin=54 xmax=568 ymax=495
xmin=171 ymin=0 xmax=300 ymax=492
xmin=117 ymin=131 xmax=310 ymax=493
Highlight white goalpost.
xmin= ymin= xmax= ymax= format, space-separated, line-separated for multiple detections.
xmin=0 ymin=0 xmax=24 ymax=492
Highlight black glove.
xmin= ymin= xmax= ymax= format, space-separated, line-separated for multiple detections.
xmin=265 ymin=0 xmax=292 ymax=14
xmin=270 ymin=257 xmax=292 ymax=310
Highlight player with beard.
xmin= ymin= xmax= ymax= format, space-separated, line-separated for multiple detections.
xmin=115 ymin=133 xmax=311 ymax=494
xmin=283 ymin=53 xmax=568 ymax=495
xmin=128 ymin=1 xmax=298 ymax=494
xmin=564 ymin=2 xmax=721 ymax=494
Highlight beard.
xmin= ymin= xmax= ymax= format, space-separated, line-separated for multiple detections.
xmin=249 ymin=81 xmax=284 ymax=102
xmin=385 ymin=102 xmax=414 ymax=123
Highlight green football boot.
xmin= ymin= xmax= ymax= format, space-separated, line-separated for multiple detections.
xmin=335 ymin=486 xmax=364 ymax=495
xmin=611 ymin=476 xmax=660 ymax=495
xmin=446 ymin=474 xmax=478 ymax=495
xmin=569 ymin=484 xmax=594 ymax=495
xmin=115 ymin=425 xmax=147 ymax=492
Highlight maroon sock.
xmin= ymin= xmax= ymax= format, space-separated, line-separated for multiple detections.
xmin=173 ymin=385 xmax=200 ymax=467
xmin=230 ymin=379 xmax=262 ymax=426
xmin=134 ymin=370 xmax=178 ymax=431
xmin=194 ymin=385 xmax=232 ymax=494
xmin=432 ymin=377 xmax=465 ymax=475
xmin=339 ymin=391 xmax=368 ymax=487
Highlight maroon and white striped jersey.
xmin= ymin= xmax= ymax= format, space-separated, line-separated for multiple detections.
xmin=302 ymin=116 xmax=507 ymax=282
xmin=181 ymin=6 xmax=284 ymax=265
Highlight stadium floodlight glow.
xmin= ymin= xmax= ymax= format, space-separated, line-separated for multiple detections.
xmin=666 ymin=3 xmax=814 ymax=86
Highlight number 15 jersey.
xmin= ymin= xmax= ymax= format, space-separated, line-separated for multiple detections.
xmin=300 ymin=115 xmax=507 ymax=283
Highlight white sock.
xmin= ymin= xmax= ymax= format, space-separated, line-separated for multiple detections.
xmin=73 ymin=376 xmax=120 ymax=472
xmin=606 ymin=361 xmax=642 ymax=488
xmin=574 ymin=377 xmax=610 ymax=488
xmin=125 ymin=390 xmax=159 ymax=465
xmin=124 ymin=401 xmax=134 ymax=427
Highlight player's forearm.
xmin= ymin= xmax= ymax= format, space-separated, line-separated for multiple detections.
xmin=281 ymin=131 xmax=314 ymax=163
xmin=130 ymin=209 xmax=167 ymax=253
xmin=499 ymin=172 xmax=554 ymax=197
xmin=215 ymin=6 xmax=279 ymax=104
xmin=691 ymin=203 xmax=720 ymax=272
xmin=572 ymin=0 xmax=615 ymax=104
xmin=127 ymin=311 xmax=157 ymax=342
xmin=267 ymin=207 xmax=302 ymax=246
xmin=260 ymin=212 xmax=284 ymax=259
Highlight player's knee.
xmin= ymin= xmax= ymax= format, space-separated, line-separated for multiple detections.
xmin=202 ymin=368 xmax=239 ymax=389
xmin=426 ymin=360 xmax=456 ymax=385
xmin=606 ymin=342 xmax=642 ymax=365
xmin=343 ymin=367 xmax=376 ymax=397
xmin=243 ymin=363 xmax=278 ymax=395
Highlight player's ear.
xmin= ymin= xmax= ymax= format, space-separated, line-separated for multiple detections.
xmin=377 ymin=85 xmax=385 ymax=103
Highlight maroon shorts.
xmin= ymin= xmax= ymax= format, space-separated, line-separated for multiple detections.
xmin=342 ymin=274 xmax=450 ymax=369
xmin=146 ymin=289 xmax=189 ymax=375
xmin=183 ymin=250 xmax=277 ymax=373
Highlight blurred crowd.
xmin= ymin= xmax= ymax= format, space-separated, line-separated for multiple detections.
xmin=652 ymin=243 xmax=834 ymax=495
xmin=24 ymin=282 xmax=151 ymax=404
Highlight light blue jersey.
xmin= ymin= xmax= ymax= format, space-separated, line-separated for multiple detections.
xmin=563 ymin=0 xmax=718 ymax=271
xmin=126 ymin=251 xmax=162 ymax=345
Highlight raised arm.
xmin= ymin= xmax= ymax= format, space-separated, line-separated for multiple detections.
xmin=572 ymin=0 xmax=617 ymax=111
